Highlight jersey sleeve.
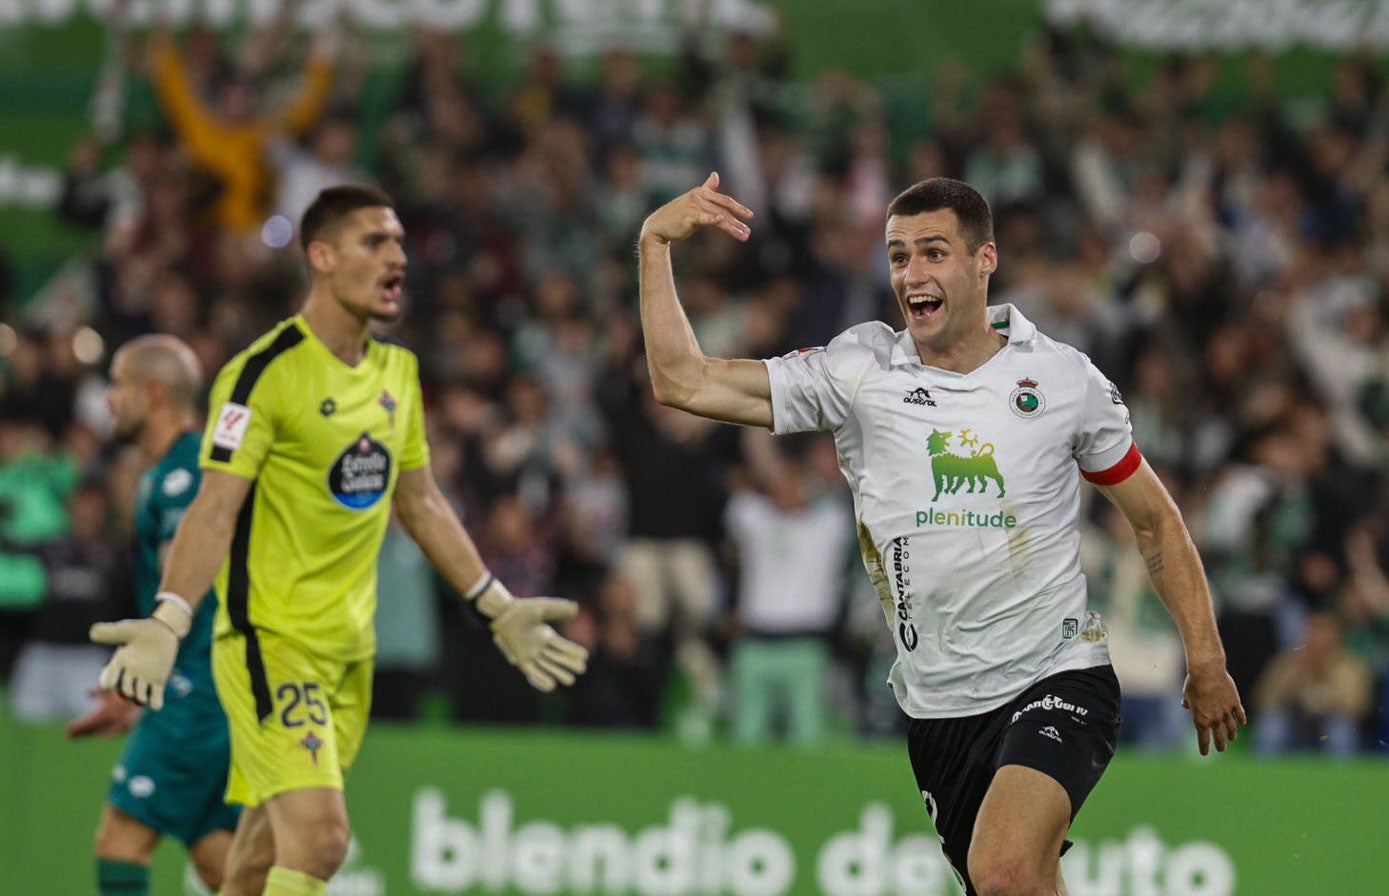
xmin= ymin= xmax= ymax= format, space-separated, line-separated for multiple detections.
xmin=398 ymin=354 xmax=430 ymax=472
xmin=762 ymin=331 xmax=872 ymax=435
xmin=1072 ymin=354 xmax=1140 ymax=485
xmin=200 ymin=355 xmax=277 ymax=479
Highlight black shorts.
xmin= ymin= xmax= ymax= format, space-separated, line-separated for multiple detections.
xmin=905 ymin=664 xmax=1121 ymax=894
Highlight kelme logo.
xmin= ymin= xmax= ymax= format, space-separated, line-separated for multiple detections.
xmin=927 ymin=429 xmax=1006 ymax=502
xmin=1010 ymin=377 xmax=1045 ymax=418
xmin=328 ymin=432 xmax=392 ymax=510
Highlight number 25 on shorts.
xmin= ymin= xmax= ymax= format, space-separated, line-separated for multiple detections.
xmin=276 ymin=681 xmax=329 ymax=728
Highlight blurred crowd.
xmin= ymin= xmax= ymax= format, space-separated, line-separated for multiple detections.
xmin=2 ymin=10 xmax=1389 ymax=757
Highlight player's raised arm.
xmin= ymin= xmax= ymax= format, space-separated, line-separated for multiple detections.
xmin=90 ymin=469 xmax=251 ymax=709
xmin=392 ymin=465 xmax=588 ymax=692
xmin=638 ymin=172 xmax=773 ymax=428
xmin=1094 ymin=458 xmax=1247 ymax=755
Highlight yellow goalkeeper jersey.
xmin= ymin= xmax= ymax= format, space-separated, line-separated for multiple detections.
xmin=201 ymin=315 xmax=429 ymax=662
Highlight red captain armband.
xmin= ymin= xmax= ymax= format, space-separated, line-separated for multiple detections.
xmin=1081 ymin=443 xmax=1142 ymax=486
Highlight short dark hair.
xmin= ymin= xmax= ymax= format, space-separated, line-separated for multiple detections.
xmin=299 ymin=184 xmax=395 ymax=252
xmin=886 ymin=178 xmax=994 ymax=252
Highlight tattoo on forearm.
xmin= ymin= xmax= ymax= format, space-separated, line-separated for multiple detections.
xmin=1145 ymin=553 xmax=1164 ymax=577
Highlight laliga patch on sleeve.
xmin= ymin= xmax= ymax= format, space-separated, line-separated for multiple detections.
xmin=212 ymin=402 xmax=253 ymax=450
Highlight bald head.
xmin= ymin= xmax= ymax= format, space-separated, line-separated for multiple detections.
xmin=115 ymin=335 xmax=204 ymax=409
xmin=108 ymin=335 xmax=204 ymax=447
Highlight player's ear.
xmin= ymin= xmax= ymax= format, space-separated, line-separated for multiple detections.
xmin=977 ymin=241 xmax=997 ymax=277
xmin=143 ymin=377 xmax=165 ymax=410
xmin=306 ymin=239 xmax=335 ymax=275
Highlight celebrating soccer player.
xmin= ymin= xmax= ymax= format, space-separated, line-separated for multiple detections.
xmin=636 ymin=174 xmax=1245 ymax=896
xmin=91 ymin=185 xmax=589 ymax=896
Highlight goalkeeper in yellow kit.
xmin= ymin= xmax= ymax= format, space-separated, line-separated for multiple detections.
xmin=91 ymin=184 xmax=589 ymax=896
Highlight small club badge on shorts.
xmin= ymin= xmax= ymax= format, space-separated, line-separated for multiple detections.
xmin=300 ymin=731 xmax=324 ymax=766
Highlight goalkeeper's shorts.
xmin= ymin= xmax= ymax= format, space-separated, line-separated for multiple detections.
xmin=212 ymin=629 xmax=372 ymax=807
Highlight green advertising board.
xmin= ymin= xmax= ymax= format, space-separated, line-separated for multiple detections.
xmin=5 ymin=716 xmax=1388 ymax=895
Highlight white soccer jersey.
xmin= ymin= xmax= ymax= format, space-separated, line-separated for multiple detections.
xmin=764 ymin=304 xmax=1140 ymax=718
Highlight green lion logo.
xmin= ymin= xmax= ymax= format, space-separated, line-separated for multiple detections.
xmin=926 ymin=429 xmax=1006 ymax=501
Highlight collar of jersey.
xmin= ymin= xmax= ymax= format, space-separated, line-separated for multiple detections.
xmin=294 ymin=314 xmax=374 ymax=371
xmin=890 ymin=302 xmax=1036 ymax=368
xmin=166 ymin=430 xmax=202 ymax=462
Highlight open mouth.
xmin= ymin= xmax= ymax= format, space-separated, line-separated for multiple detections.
xmin=907 ymin=295 xmax=943 ymax=321
xmin=379 ymin=273 xmax=404 ymax=303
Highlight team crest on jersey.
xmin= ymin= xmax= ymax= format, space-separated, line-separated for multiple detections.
xmin=926 ymin=429 xmax=1006 ymax=502
xmin=328 ymin=432 xmax=392 ymax=510
xmin=379 ymin=390 xmax=397 ymax=428
xmin=1009 ymin=377 xmax=1045 ymax=418
xmin=300 ymin=731 xmax=323 ymax=766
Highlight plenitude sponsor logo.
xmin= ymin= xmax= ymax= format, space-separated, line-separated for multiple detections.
xmin=916 ymin=508 xmax=1018 ymax=529
xmin=926 ymin=429 xmax=1006 ymax=502
xmin=410 ymin=789 xmax=1236 ymax=896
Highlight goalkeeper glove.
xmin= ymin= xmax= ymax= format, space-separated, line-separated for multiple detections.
xmin=468 ymin=574 xmax=589 ymax=692
xmin=89 ymin=595 xmax=191 ymax=710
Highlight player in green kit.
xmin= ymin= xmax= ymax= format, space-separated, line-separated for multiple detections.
xmin=91 ymin=184 xmax=590 ymax=896
xmin=68 ymin=335 xmax=238 ymax=895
